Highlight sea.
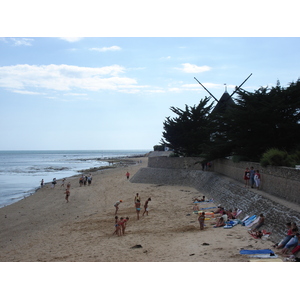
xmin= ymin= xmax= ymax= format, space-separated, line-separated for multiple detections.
xmin=0 ymin=150 xmax=149 ymax=208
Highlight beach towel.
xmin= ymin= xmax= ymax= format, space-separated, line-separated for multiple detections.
xmin=224 ymin=220 xmax=239 ymax=229
xmin=239 ymin=249 xmax=274 ymax=255
xmin=193 ymin=200 xmax=214 ymax=204
xmin=241 ymin=215 xmax=249 ymax=223
xmin=247 ymin=216 xmax=260 ymax=227
xmin=198 ymin=206 xmax=217 ymax=210
xmin=243 ymin=215 xmax=256 ymax=226
xmin=235 ymin=209 xmax=242 ymax=218
xmin=249 ymin=258 xmax=283 ymax=262
xmin=247 ymin=254 xmax=278 ymax=259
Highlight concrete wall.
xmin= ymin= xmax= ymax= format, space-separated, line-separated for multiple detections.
xmin=130 ymin=167 xmax=300 ymax=243
xmin=212 ymin=159 xmax=300 ymax=205
xmin=148 ymin=156 xmax=300 ymax=205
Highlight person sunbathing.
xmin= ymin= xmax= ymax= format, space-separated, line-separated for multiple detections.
xmin=214 ymin=217 xmax=225 ymax=228
xmin=273 ymin=222 xmax=293 ymax=249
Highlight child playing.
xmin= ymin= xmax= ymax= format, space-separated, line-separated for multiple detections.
xmin=198 ymin=212 xmax=205 ymax=230
xmin=113 ymin=216 xmax=120 ymax=236
xmin=142 ymin=197 xmax=151 ymax=216
xmin=114 ymin=200 xmax=123 ymax=215
xmin=135 ymin=199 xmax=141 ymax=220
xmin=121 ymin=217 xmax=129 ymax=235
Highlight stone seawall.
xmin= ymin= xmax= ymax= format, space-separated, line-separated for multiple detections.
xmin=130 ymin=167 xmax=300 ymax=243
xmin=213 ymin=159 xmax=300 ymax=205
xmin=148 ymin=156 xmax=300 ymax=205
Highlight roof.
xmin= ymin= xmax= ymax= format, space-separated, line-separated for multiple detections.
xmin=212 ymin=91 xmax=235 ymax=114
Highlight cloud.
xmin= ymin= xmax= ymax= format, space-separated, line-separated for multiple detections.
xmin=89 ymin=46 xmax=121 ymax=52
xmin=59 ymin=37 xmax=83 ymax=43
xmin=178 ymin=63 xmax=211 ymax=73
xmin=11 ymin=90 xmax=44 ymax=95
xmin=1 ymin=38 xmax=34 ymax=46
xmin=0 ymin=64 xmax=140 ymax=93
xmin=160 ymin=56 xmax=171 ymax=60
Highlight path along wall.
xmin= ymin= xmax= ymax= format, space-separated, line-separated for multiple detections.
xmin=131 ymin=157 xmax=300 ymax=242
xmin=148 ymin=156 xmax=300 ymax=205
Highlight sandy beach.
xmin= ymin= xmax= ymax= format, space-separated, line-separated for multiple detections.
xmin=0 ymin=156 xmax=284 ymax=262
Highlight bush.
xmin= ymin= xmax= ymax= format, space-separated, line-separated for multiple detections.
xmin=260 ymin=148 xmax=290 ymax=167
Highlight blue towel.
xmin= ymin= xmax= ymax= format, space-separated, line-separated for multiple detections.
xmin=239 ymin=249 xmax=274 ymax=255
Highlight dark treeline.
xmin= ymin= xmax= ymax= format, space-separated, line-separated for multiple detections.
xmin=161 ymin=79 xmax=300 ymax=166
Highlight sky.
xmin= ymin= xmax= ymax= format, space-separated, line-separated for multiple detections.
xmin=1 ymin=2 xmax=300 ymax=151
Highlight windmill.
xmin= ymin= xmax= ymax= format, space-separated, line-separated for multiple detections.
xmin=194 ymin=73 xmax=252 ymax=114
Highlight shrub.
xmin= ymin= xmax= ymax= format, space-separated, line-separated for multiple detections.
xmin=260 ymin=148 xmax=290 ymax=167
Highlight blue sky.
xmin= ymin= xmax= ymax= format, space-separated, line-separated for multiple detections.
xmin=1 ymin=3 xmax=300 ymax=151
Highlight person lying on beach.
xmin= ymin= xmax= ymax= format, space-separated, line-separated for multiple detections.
xmin=135 ymin=199 xmax=141 ymax=220
xmin=213 ymin=217 xmax=225 ymax=228
xmin=194 ymin=195 xmax=206 ymax=202
xmin=114 ymin=200 xmax=123 ymax=215
xmin=142 ymin=197 xmax=151 ymax=216
xmin=248 ymin=230 xmax=263 ymax=238
xmin=214 ymin=206 xmax=224 ymax=215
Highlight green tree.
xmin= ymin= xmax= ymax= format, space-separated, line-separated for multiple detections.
xmin=224 ymin=79 xmax=300 ymax=161
xmin=161 ymin=97 xmax=213 ymax=157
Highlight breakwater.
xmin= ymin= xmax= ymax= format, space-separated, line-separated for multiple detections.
xmin=131 ymin=157 xmax=300 ymax=243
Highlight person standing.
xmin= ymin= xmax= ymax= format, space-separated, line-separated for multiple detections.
xmin=135 ymin=199 xmax=141 ymax=220
xmin=126 ymin=171 xmax=130 ymax=180
xmin=254 ymin=170 xmax=261 ymax=189
xmin=61 ymin=178 xmax=65 ymax=187
xmin=244 ymin=167 xmax=250 ymax=187
xmin=51 ymin=178 xmax=57 ymax=188
xmin=198 ymin=212 xmax=205 ymax=230
xmin=40 ymin=179 xmax=44 ymax=188
xmin=249 ymin=167 xmax=255 ymax=188
xmin=134 ymin=193 xmax=141 ymax=204
xmin=142 ymin=197 xmax=151 ymax=216
xmin=87 ymin=174 xmax=92 ymax=186
xmin=64 ymin=189 xmax=70 ymax=203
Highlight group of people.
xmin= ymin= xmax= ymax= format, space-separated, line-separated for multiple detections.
xmin=113 ymin=193 xmax=152 ymax=237
xmin=79 ymin=174 xmax=92 ymax=187
xmin=244 ymin=167 xmax=261 ymax=189
xmin=194 ymin=202 xmax=242 ymax=230
xmin=113 ymin=216 xmax=130 ymax=236
xmin=114 ymin=193 xmax=152 ymax=221
xmin=272 ymin=221 xmax=300 ymax=260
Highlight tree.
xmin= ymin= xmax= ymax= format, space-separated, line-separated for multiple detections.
xmin=224 ymin=79 xmax=300 ymax=161
xmin=161 ymin=97 xmax=213 ymax=157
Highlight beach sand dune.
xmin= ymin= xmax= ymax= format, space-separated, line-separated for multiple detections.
xmin=0 ymin=157 xmax=276 ymax=262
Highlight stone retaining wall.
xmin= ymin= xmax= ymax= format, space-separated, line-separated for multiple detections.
xmin=130 ymin=166 xmax=300 ymax=243
xmin=148 ymin=156 xmax=300 ymax=205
